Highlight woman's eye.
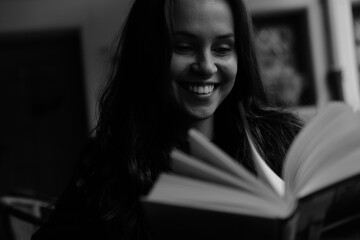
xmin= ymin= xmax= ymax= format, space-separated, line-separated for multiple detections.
xmin=174 ymin=45 xmax=194 ymax=54
xmin=213 ymin=47 xmax=232 ymax=56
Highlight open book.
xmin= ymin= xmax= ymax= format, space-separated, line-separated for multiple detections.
xmin=141 ymin=102 xmax=360 ymax=240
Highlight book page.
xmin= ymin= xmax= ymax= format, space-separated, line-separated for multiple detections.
xmin=187 ymin=129 xmax=250 ymax=177
xmin=298 ymin=147 xmax=360 ymax=197
xmin=283 ymin=102 xmax=353 ymax=194
xmin=187 ymin=129 xmax=287 ymax=197
xmin=171 ymin=150 xmax=283 ymax=204
xmin=294 ymin=110 xmax=360 ymax=193
xmin=145 ymin=174 xmax=294 ymax=218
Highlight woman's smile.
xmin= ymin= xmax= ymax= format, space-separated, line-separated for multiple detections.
xmin=178 ymin=82 xmax=218 ymax=96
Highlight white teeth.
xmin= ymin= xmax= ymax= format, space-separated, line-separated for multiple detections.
xmin=199 ymin=86 xmax=204 ymax=94
xmin=187 ymin=84 xmax=214 ymax=94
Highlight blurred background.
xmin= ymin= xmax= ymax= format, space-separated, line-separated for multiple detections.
xmin=0 ymin=0 xmax=360 ymax=239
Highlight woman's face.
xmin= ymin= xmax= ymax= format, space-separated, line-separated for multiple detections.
xmin=169 ymin=0 xmax=237 ymax=120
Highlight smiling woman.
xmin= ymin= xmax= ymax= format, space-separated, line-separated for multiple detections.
xmin=31 ymin=0 xmax=303 ymax=240
xmin=169 ymin=0 xmax=237 ymax=137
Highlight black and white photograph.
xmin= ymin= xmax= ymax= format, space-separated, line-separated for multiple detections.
xmin=0 ymin=0 xmax=360 ymax=240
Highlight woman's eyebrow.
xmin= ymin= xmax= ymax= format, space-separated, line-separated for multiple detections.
xmin=172 ymin=31 xmax=197 ymax=38
xmin=216 ymin=33 xmax=235 ymax=40
xmin=172 ymin=31 xmax=235 ymax=40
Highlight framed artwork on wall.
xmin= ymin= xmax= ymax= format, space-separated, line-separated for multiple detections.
xmin=252 ymin=9 xmax=316 ymax=108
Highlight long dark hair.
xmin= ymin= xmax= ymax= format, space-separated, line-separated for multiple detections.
xmin=64 ymin=0 xmax=302 ymax=238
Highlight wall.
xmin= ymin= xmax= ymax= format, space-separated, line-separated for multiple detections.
xmin=0 ymin=0 xmax=133 ymax=129
xmin=1 ymin=0 xmax=359 ymax=123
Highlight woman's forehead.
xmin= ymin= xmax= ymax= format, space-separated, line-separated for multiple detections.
xmin=169 ymin=0 xmax=234 ymax=33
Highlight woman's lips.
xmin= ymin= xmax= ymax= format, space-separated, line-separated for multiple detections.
xmin=179 ymin=82 xmax=217 ymax=95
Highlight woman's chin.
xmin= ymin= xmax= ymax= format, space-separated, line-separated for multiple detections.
xmin=184 ymin=107 xmax=216 ymax=121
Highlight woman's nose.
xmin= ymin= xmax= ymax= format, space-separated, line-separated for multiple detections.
xmin=190 ymin=52 xmax=218 ymax=78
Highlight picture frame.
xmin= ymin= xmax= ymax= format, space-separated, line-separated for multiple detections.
xmin=252 ymin=9 xmax=316 ymax=107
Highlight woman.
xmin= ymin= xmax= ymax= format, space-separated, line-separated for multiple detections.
xmin=32 ymin=0 xmax=303 ymax=239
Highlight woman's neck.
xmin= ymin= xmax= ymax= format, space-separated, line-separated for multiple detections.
xmin=171 ymin=113 xmax=215 ymax=147
xmin=189 ymin=116 xmax=214 ymax=140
